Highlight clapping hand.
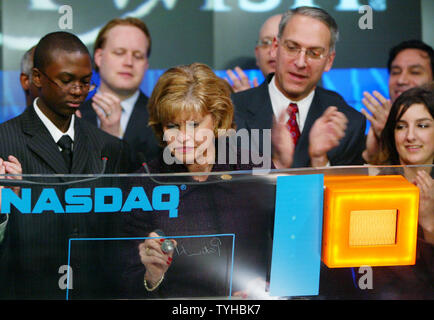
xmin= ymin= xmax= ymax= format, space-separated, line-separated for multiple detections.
xmin=309 ymin=106 xmax=348 ymax=167
xmin=271 ymin=110 xmax=295 ymax=169
xmin=225 ymin=66 xmax=259 ymax=93
xmin=361 ymin=91 xmax=392 ymax=163
xmin=413 ymin=170 xmax=434 ymax=244
xmin=91 ymin=92 xmax=123 ymax=138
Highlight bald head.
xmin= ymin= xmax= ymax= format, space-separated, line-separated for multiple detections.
xmin=255 ymin=14 xmax=282 ymax=77
xmin=259 ymin=14 xmax=282 ymax=42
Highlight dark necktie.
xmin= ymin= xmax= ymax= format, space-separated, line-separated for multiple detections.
xmin=287 ymin=103 xmax=301 ymax=145
xmin=57 ymin=135 xmax=73 ymax=172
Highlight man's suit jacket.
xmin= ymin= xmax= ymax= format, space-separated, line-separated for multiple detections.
xmin=0 ymin=106 xmax=131 ymax=299
xmin=81 ymin=91 xmax=161 ymax=170
xmin=232 ymin=74 xmax=366 ymax=167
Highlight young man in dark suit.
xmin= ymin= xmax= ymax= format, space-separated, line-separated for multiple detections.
xmin=0 ymin=31 xmax=131 ymax=299
xmin=233 ymin=6 xmax=366 ymax=168
xmin=80 ymin=17 xmax=161 ymax=170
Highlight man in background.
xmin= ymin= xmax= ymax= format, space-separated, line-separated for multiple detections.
xmin=362 ymin=40 xmax=433 ymax=163
xmin=19 ymin=46 xmax=38 ymax=107
xmin=81 ymin=17 xmax=161 ymax=170
xmin=233 ymin=6 xmax=366 ymax=168
xmin=226 ymin=14 xmax=282 ymax=92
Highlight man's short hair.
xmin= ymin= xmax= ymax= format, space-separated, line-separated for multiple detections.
xmin=33 ymin=31 xmax=90 ymax=72
xmin=387 ymin=40 xmax=434 ymax=74
xmin=278 ymin=6 xmax=339 ymax=52
xmin=93 ymin=17 xmax=151 ymax=72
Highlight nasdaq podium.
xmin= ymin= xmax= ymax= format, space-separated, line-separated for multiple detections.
xmin=0 ymin=165 xmax=431 ymax=300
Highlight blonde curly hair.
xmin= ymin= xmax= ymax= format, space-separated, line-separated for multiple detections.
xmin=148 ymin=63 xmax=236 ymax=145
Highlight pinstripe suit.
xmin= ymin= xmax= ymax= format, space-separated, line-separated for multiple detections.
xmin=0 ymin=105 xmax=131 ymax=299
xmin=0 ymin=105 xmax=131 ymax=175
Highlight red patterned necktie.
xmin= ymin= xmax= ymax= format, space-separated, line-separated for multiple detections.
xmin=286 ymin=103 xmax=300 ymax=145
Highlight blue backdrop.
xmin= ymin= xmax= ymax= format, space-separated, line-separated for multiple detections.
xmin=1 ymin=67 xmax=389 ymax=133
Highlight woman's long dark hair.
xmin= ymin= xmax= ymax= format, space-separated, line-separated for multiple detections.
xmin=380 ymin=85 xmax=434 ymax=165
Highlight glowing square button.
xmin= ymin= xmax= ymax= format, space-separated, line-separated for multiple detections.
xmin=322 ymin=175 xmax=419 ymax=268
xmin=349 ymin=209 xmax=397 ymax=246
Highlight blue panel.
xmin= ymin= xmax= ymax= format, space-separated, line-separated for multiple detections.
xmin=269 ymin=174 xmax=324 ymax=297
xmin=67 ymin=233 xmax=236 ymax=300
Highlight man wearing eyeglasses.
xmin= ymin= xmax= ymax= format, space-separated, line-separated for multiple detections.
xmin=0 ymin=31 xmax=131 ymax=299
xmin=233 ymin=6 xmax=366 ymax=168
xmin=0 ymin=31 xmax=130 ymax=174
xmin=80 ymin=17 xmax=161 ymax=170
xmin=226 ymin=14 xmax=282 ymax=93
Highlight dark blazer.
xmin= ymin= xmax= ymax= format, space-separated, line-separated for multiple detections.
xmin=121 ymin=146 xmax=275 ymax=299
xmin=0 ymin=106 xmax=131 ymax=299
xmin=81 ymin=91 xmax=161 ymax=170
xmin=232 ymin=74 xmax=366 ymax=167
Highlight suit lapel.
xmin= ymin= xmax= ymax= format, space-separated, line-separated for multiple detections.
xmin=71 ymin=119 xmax=100 ymax=174
xmin=81 ymin=97 xmax=98 ymax=125
xmin=244 ymin=78 xmax=274 ymax=131
xmin=22 ymin=107 xmax=69 ymax=174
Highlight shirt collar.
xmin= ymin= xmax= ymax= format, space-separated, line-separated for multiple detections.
xmin=33 ymin=97 xmax=75 ymax=144
xmin=268 ymin=75 xmax=315 ymax=132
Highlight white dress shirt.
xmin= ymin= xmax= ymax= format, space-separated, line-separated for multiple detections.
xmin=268 ymin=76 xmax=329 ymax=166
xmin=268 ymin=75 xmax=315 ymax=133
xmin=33 ymin=97 xmax=75 ymax=150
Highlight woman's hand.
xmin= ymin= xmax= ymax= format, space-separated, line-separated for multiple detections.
xmin=361 ymin=91 xmax=391 ymax=164
xmin=139 ymin=231 xmax=177 ymax=288
xmin=414 ymin=170 xmax=434 ymax=244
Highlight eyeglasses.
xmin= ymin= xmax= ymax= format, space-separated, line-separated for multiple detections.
xmin=38 ymin=69 xmax=96 ymax=92
xmin=256 ymin=37 xmax=273 ymax=48
xmin=280 ymin=40 xmax=328 ymax=60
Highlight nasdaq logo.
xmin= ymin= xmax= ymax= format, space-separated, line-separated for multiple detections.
xmin=0 ymin=186 xmax=180 ymax=218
